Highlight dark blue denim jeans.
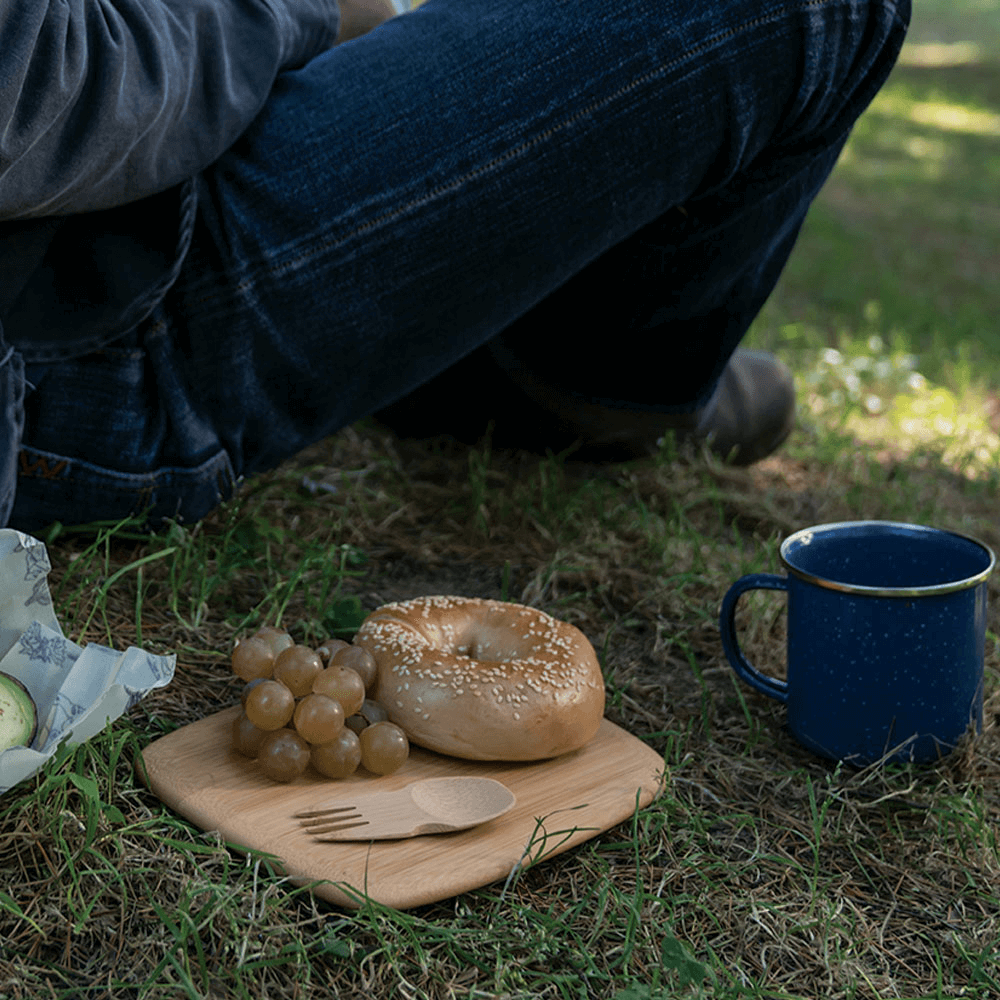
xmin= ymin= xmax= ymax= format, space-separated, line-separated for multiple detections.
xmin=10 ymin=0 xmax=910 ymax=532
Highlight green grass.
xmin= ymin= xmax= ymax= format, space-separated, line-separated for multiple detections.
xmin=748 ymin=0 xmax=1000 ymax=459
xmin=3 ymin=4 xmax=1000 ymax=998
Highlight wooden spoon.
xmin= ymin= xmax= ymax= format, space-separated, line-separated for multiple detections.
xmin=294 ymin=776 xmax=516 ymax=841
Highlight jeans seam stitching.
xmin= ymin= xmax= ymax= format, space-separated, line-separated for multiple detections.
xmin=189 ymin=0 xmax=906 ymax=304
xmin=17 ymin=446 xmax=233 ymax=487
xmin=296 ymin=5 xmax=816 ymax=255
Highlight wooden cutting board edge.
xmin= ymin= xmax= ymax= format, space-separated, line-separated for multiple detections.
xmin=140 ymin=707 xmax=666 ymax=910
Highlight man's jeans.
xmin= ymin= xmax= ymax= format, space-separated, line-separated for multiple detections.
xmin=9 ymin=0 xmax=910 ymax=531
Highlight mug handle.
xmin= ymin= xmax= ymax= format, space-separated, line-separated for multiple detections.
xmin=719 ymin=574 xmax=789 ymax=703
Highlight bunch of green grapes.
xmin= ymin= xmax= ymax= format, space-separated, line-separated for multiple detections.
xmin=230 ymin=626 xmax=409 ymax=783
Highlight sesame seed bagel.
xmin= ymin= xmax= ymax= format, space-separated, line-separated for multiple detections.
xmin=353 ymin=596 xmax=605 ymax=761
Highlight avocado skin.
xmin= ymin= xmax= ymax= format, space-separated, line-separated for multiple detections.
xmin=0 ymin=672 xmax=38 ymax=750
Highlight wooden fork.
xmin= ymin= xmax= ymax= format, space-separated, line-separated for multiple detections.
xmin=294 ymin=776 xmax=516 ymax=841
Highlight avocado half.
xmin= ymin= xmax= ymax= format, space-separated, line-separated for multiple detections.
xmin=0 ymin=671 xmax=37 ymax=751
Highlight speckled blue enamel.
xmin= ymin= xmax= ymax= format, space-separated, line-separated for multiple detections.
xmin=720 ymin=522 xmax=994 ymax=765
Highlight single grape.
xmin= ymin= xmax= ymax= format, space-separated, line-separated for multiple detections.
xmin=231 ymin=636 xmax=275 ymax=682
xmin=359 ymin=698 xmax=388 ymax=724
xmin=293 ymin=693 xmax=345 ymax=745
xmin=310 ymin=728 xmax=362 ymax=779
xmin=316 ymin=637 xmax=350 ymax=662
xmin=331 ymin=643 xmax=378 ymax=691
xmin=244 ymin=679 xmax=295 ymax=731
xmin=344 ymin=714 xmax=366 ymax=736
xmin=258 ymin=728 xmax=311 ymax=782
xmin=359 ymin=721 xmax=409 ymax=775
xmin=311 ymin=665 xmax=365 ymax=716
xmin=273 ymin=645 xmax=323 ymax=697
xmin=232 ymin=711 xmax=268 ymax=758
xmin=253 ymin=625 xmax=295 ymax=659
xmin=344 ymin=698 xmax=388 ymax=734
xmin=240 ymin=677 xmax=267 ymax=708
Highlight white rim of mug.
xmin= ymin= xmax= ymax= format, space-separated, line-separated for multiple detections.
xmin=778 ymin=520 xmax=996 ymax=598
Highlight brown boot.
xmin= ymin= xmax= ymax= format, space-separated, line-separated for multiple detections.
xmin=481 ymin=346 xmax=796 ymax=465
xmin=336 ymin=0 xmax=399 ymax=44
xmin=377 ymin=348 xmax=795 ymax=466
xmin=684 ymin=349 xmax=796 ymax=465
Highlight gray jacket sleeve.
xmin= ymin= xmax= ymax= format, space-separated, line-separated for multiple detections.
xmin=0 ymin=0 xmax=339 ymax=220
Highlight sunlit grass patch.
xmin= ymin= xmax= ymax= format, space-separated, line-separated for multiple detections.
xmin=792 ymin=325 xmax=1000 ymax=482
xmin=748 ymin=2 xmax=1000 ymax=424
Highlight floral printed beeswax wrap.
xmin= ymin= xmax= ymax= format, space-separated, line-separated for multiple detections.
xmin=0 ymin=529 xmax=175 ymax=794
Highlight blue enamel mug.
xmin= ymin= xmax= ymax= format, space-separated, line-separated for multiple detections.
xmin=719 ymin=521 xmax=994 ymax=765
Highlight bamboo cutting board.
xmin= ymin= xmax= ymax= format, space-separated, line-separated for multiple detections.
xmin=140 ymin=706 xmax=664 ymax=910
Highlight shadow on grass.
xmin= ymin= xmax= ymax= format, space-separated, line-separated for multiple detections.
xmin=749 ymin=7 xmax=1000 ymax=388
